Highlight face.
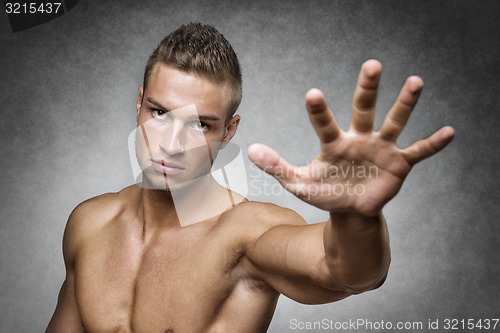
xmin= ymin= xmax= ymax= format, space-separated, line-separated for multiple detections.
xmin=135 ymin=64 xmax=240 ymax=191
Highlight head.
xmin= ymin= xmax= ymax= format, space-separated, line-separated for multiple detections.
xmin=142 ymin=22 xmax=242 ymax=121
xmin=135 ymin=23 xmax=242 ymax=191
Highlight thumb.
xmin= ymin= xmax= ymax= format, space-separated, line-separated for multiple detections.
xmin=247 ymin=143 xmax=297 ymax=185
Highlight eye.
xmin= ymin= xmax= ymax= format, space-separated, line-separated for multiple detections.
xmin=191 ymin=121 xmax=211 ymax=131
xmin=151 ymin=109 xmax=168 ymax=119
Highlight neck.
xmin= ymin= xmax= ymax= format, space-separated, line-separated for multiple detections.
xmin=139 ymin=173 xmax=227 ymax=235
xmin=140 ymin=187 xmax=179 ymax=230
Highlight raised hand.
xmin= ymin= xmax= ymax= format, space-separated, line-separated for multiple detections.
xmin=248 ymin=60 xmax=454 ymax=216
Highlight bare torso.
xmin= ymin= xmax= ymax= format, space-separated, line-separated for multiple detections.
xmin=44 ymin=56 xmax=429 ymax=333
xmin=73 ymin=185 xmax=281 ymax=333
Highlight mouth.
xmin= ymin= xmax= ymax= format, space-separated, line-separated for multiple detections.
xmin=151 ymin=159 xmax=185 ymax=176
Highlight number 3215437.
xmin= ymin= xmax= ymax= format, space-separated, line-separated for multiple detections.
xmin=5 ymin=2 xmax=62 ymax=14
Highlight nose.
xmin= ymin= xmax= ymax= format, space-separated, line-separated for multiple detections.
xmin=159 ymin=121 xmax=185 ymax=156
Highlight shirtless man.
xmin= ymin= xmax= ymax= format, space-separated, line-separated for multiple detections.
xmin=45 ymin=23 xmax=455 ymax=332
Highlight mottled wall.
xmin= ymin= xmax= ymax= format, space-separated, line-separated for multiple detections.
xmin=1 ymin=1 xmax=499 ymax=332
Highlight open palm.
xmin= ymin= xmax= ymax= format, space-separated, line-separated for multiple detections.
xmin=248 ymin=60 xmax=454 ymax=216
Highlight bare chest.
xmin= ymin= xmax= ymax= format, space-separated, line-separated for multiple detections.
xmin=74 ymin=226 xmax=275 ymax=333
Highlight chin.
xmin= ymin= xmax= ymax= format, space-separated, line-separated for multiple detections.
xmin=139 ymin=172 xmax=171 ymax=191
xmin=137 ymin=160 xmax=212 ymax=192
xmin=140 ymin=172 xmax=199 ymax=193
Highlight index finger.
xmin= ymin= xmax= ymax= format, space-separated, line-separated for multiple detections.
xmin=305 ymin=88 xmax=341 ymax=144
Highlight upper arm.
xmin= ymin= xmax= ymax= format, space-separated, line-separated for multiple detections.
xmin=45 ymin=203 xmax=93 ymax=333
xmin=241 ymin=203 xmax=353 ymax=304
xmin=45 ymin=271 xmax=85 ymax=332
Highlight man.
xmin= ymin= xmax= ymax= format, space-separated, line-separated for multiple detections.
xmin=46 ymin=23 xmax=454 ymax=332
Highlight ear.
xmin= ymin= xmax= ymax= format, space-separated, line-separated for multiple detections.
xmin=220 ymin=115 xmax=240 ymax=149
xmin=136 ymin=87 xmax=144 ymax=119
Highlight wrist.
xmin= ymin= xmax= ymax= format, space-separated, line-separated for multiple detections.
xmin=330 ymin=209 xmax=382 ymax=219
xmin=329 ymin=210 xmax=383 ymax=230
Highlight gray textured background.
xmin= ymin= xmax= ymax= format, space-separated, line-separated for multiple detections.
xmin=1 ymin=1 xmax=499 ymax=332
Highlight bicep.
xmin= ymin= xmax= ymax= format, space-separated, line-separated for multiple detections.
xmin=246 ymin=217 xmax=352 ymax=304
xmin=45 ymin=271 xmax=85 ymax=333
xmin=46 ymin=205 xmax=89 ymax=332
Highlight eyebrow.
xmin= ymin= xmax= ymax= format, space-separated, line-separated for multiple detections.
xmin=146 ymin=98 xmax=170 ymax=112
xmin=146 ymin=97 xmax=221 ymax=121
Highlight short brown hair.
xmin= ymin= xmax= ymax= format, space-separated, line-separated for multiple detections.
xmin=143 ymin=23 xmax=242 ymax=120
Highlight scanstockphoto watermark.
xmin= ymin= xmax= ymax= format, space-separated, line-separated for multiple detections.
xmin=290 ymin=318 xmax=424 ymax=331
xmin=290 ymin=318 xmax=500 ymax=331
xmin=248 ymin=161 xmax=379 ymax=198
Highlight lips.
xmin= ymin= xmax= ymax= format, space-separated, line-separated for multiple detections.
xmin=151 ymin=159 xmax=185 ymax=175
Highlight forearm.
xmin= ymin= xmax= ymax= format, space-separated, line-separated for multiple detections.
xmin=322 ymin=211 xmax=390 ymax=292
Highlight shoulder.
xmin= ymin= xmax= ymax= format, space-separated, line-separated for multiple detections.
xmin=230 ymin=200 xmax=306 ymax=225
xmin=68 ymin=190 xmax=127 ymax=225
xmin=217 ymin=200 xmax=307 ymax=243
xmin=62 ymin=185 xmax=139 ymax=264
xmin=67 ymin=188 xmax=130 ymax=232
